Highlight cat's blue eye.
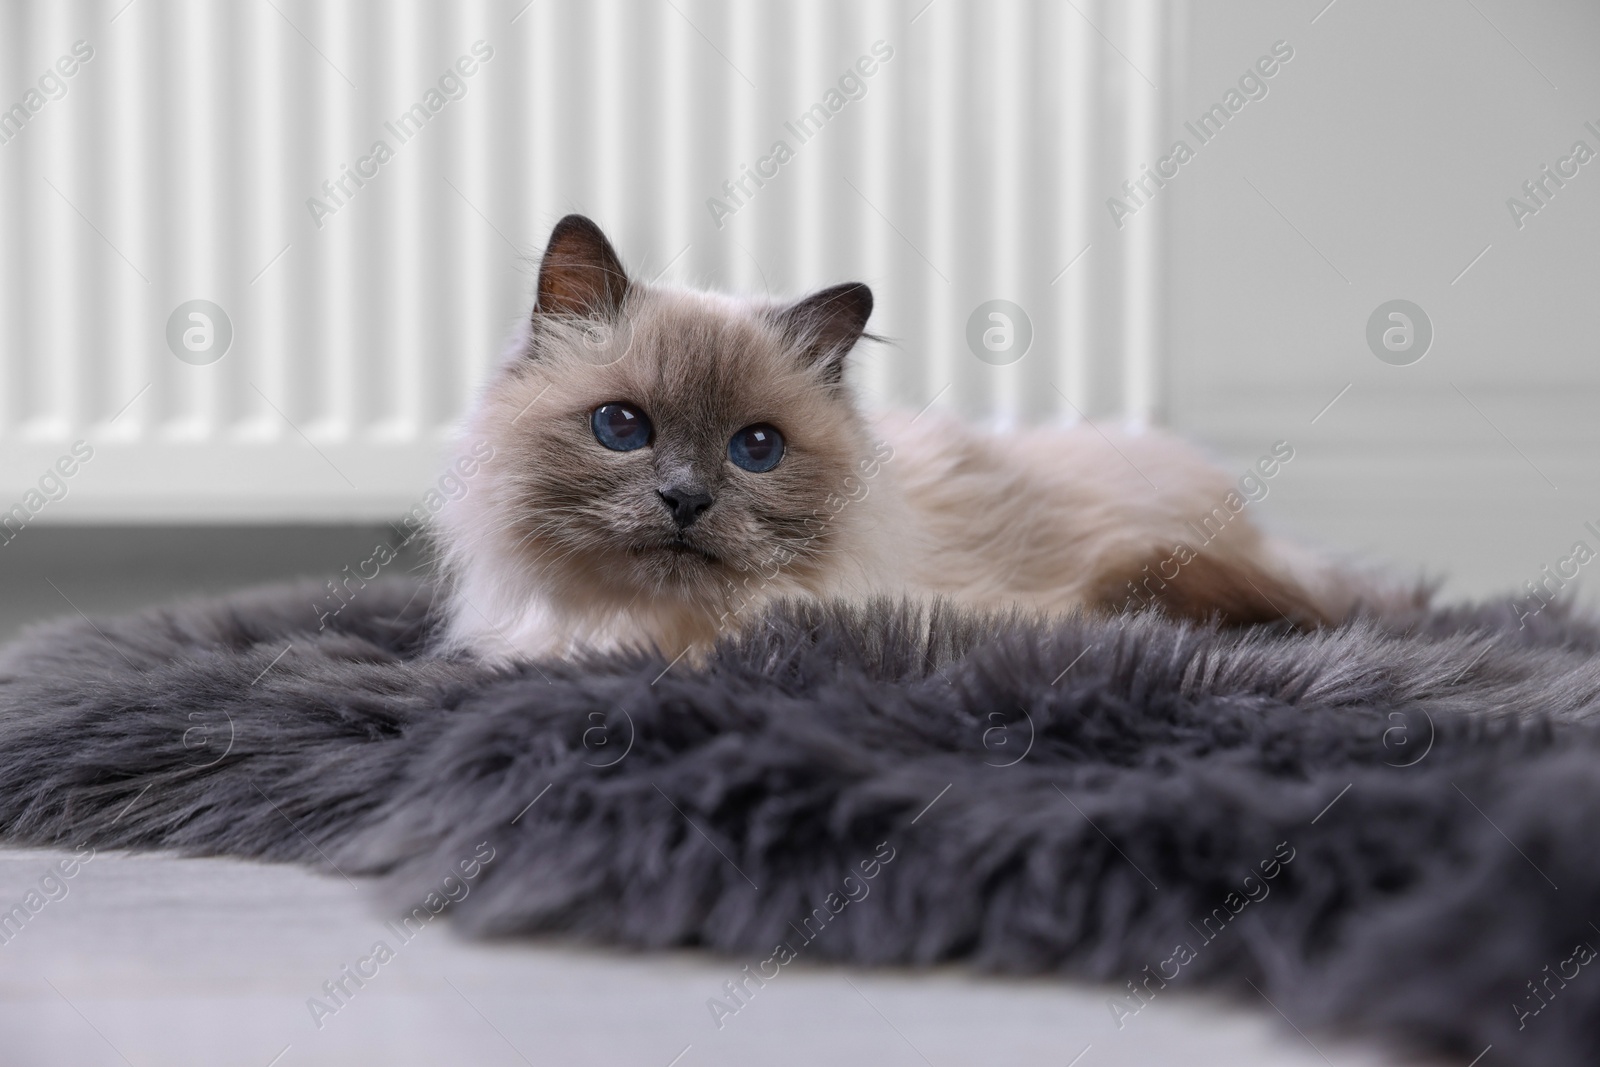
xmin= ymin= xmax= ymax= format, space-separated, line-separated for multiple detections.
xmin=592 ymin=402 xmax=652 ymax=451
xmin=728 ymin=424 xmax=784 ymax=472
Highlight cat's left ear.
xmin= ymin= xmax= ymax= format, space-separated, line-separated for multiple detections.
xmin=534 ymin=214 xmax=630 ymax=319
xmin=771 ymin=282 xmax=874 ymax=384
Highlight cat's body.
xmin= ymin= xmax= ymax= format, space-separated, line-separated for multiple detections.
xmin=436 ymin=216 xmax=1369 ymax=662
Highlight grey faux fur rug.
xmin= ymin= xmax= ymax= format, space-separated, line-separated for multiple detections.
xmin=2 ymin=579 xmax=1600 ymax=1065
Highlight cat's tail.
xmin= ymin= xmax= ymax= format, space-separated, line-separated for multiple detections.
xmin=1089 ymin=531 xmax=1425 ymax=632
xmin=1257 ymin=535 xmax=1432 ymax=628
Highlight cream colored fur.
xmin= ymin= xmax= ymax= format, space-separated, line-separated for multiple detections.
xmin=436 ymin=333 xmax=1357 ymax=663
xmin=435 ymin=219 xmax=1370 ymax=663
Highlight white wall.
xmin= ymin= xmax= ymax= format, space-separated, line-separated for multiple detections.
xmin=1168 ymin=0 xmax=1600 ymax=602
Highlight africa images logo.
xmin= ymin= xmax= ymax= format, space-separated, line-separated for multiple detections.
xmin=965 ymin=300 xmax=1033 ymax=366
xmin=1365 ymin=300 xmax=1432 ymax=366
xmin=166 ymin=300 xmax=233 ymax=365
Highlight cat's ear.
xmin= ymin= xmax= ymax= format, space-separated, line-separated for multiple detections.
xmin=534 ymin=214 xmax=630 ymax=319
xmin=771 ymin=282 xmax=874 ymax=384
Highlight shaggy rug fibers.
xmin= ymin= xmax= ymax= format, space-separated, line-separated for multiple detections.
xmin=2 ymin=579 xmax=1600 ymax=1064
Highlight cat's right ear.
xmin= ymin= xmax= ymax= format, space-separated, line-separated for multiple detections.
xmin=771 ymin=282 xmax=874 ymax=384
xmin=534 ymin=214 xmax=630 ymax=320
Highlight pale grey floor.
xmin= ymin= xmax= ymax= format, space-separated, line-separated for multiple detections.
xmin=0 ymin=528 xmax=1416 ymax=1065
xmin=0 ymin=847 xmax=1405 ymax=1067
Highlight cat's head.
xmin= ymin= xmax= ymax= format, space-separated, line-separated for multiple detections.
xmin=452 ymin=215 xmax=881 ymax=616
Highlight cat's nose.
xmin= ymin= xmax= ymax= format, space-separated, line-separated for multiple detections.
xmin=658 ymin=485 xmax=713 ymax=529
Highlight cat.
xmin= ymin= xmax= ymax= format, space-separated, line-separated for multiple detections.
xmin=434 ymin=214 xmax=1375 ymax=662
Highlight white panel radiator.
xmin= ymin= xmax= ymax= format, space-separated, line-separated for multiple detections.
xmin=0 ymin=0 xmax=1180 ymax=520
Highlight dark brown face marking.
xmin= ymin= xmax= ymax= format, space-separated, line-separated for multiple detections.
xmin=482 ymin=217 xmax=878 ymax=611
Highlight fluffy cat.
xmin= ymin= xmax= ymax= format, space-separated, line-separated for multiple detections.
xmin=435 ymin=215 xmax=1370 ymax=662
